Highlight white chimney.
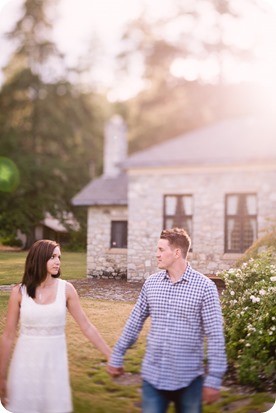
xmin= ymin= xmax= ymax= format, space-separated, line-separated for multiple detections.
xmin=103 ymin=114 xmax=127 ymax=177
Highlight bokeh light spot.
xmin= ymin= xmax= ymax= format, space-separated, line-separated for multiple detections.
xmin=0 ymin=157 xmax=20 ymax=192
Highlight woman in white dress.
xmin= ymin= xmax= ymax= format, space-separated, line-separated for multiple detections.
xmin=0 ymin=239 xmax=114 ymax=413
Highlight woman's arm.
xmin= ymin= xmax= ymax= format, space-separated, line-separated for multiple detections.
xmin=66 ymin=282 xmax=111 ymax=360
xmin=0 ymin=285 xmax=21 ymax=404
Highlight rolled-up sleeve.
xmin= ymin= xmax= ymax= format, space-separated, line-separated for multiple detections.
xmin=109 ymin=284 xmax=149 ymax=367
xmin=202 ymin=282 xmax=227 ymax=389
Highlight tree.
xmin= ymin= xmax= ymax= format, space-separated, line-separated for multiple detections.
xmin=0 ymin=0 xmax=108 ymax=247
xmin=114 ymin=0 xmax=275 ymax=151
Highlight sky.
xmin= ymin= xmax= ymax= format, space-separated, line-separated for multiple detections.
xmin=0 ymin=0 xmax=177 ymax=99
xmin=1 ymin=0 xmax=276 ymax=101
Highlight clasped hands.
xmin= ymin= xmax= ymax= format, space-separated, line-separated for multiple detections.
xmin=106 ymin=365 xmax=220 ymax=406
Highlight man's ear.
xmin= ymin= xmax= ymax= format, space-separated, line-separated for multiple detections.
xmin=175 ymin=248 xmax=181 ymax=258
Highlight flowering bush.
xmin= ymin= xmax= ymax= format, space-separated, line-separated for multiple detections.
xmin=218 ymin=250 xmax=276 ymax=389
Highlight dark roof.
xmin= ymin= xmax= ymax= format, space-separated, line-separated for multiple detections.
xmin=72 ymin=173 xmax=128 ymax=206
xmin=124 ymin=117 xmax=276 ymax=168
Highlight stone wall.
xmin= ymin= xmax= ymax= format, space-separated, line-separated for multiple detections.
xmin=126 ymin=164 xmax=276 ymax=281
xmin=87 ymin=205 xmax=128 ymax=279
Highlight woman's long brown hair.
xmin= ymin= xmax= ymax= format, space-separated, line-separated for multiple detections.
xmin=21 ymin=239 xmax=61 ymax=298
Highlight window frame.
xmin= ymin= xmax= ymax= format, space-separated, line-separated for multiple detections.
xmin=110 ymin=220 xmax=128 ymax=249
xmin=224 ymin=193 xmax=257 ymax=253
xmin=163 ymin=194 xmax=193 ymax=238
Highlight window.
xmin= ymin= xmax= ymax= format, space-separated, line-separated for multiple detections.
xmin=225 ymin=193 xmax=257 ymax=253
xmin=163 ymin=195 xmax=193 ymax=236
xmin=110 ymin=221 xmax=128 ymax=248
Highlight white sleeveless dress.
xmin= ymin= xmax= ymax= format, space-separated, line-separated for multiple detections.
xmin=6 ymin=279 xmax=73 ymax=413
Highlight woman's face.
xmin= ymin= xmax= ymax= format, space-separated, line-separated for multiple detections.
xmin=46 ymin=246 xmax=61 ymax=276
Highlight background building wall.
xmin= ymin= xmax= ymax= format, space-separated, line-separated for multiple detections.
xmin=126 ymin=164 xmax=276 ymax=280
xmin=87 ymin=205 xmax=128 ymax=279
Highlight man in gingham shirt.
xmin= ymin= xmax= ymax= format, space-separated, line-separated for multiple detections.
xmin=108 ymin=228 xmax=227 ymax=413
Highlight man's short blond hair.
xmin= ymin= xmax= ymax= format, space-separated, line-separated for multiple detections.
xmin=160 ymin=227 xmax=191 ymax=258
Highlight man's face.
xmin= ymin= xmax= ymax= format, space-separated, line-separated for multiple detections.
xmin=156 ymin=239 xmax=177 ymax=270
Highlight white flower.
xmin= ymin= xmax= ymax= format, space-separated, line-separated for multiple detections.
xmin=245 ymin=343 xmax=251 ymax=347
xmin=259 ymin=289 xmax=266 ymax=296
xmin=269 ymin=331 xmax=273 ymax=336
xmin=270 ymin=276 xmax=276 ymax=282
xmin=230 ymin=291 xmax=235 ymax=296
xmin=250 ymin=295 xmax=260 ymax=303
xmin=272 ymin=317 xmax=275 ymax=321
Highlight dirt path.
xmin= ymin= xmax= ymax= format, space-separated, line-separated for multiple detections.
xmin=69 ymin=278 xmax=143 ymax=302
xmin=0 ymin=278 xmax=144 ymax=302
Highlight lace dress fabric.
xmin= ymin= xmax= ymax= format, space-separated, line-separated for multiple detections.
xmin=6 ymin=279 xmax=72 ymax=413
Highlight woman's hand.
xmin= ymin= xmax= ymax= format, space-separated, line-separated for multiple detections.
xmin=106 ymin=365 xmax=124 ymax=377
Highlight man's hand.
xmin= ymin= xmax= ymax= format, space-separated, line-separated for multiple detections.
xmin=202 ymin=387 xmax=220 ymax=404
xmin=0 ymin=377 xmax=7 ymax=406
xmin=106 ymin=365 xmax=124 ymax=377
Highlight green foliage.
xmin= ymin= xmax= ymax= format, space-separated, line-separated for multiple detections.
xmin=63 ymin=232 xmax=86 ymax=252
xmin=219 ymin=250 xmax=276 ymax=389
xmin=0 ymin=0 xmax=109 ymax=247
xmin=63 ymin=207 xmax=87 ymax=252
xmin=0 ymin=68 xmax=105 ymax=246
xmin=0 ymin=235 xmax=22 ymax=247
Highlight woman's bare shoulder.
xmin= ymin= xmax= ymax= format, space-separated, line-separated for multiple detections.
xmin=11 ymin=283 xmax=22 ymax=294
xmin=65 ymin=280 xmax=77 ymax=296
xmin=9 ymin=283 xmax=22 ymax=304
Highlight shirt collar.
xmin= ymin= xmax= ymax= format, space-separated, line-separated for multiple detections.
xmin=162 ymin=262 xmax=192 ymax=283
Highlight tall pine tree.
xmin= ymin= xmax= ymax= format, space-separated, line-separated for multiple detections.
xmin=0 ymin=0 xmax=107 ymax=247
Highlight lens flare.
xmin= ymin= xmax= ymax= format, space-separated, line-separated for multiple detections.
xmin=0 ymin=157 xmax=20 ymax=192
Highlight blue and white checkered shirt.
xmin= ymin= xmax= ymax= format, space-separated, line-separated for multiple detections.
xmin=110 ymin=263 xmax=227 ymax=391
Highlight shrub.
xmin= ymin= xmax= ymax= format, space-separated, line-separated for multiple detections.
xmin=218 ymin=250 xmax=276 ymax=389
xmin=0 ymin=235 xmax=22 ymax=247
xmin=62 ymin=230 xmax=86 ymax=252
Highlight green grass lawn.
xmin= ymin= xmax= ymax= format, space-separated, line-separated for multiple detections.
xmin=0 ymin=293 xmax=274 ymax=413
xmin=0 ymin=251 xmax=275 ymax=413
xmin=0 ymin=251 xmax=87 ymax=285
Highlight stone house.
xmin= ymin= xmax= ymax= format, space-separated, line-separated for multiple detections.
xmin=72 ymin=115 xmax=276 ymax=282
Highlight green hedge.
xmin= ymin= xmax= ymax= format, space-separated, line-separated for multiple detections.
xmin=219 ymin=250 xmax=276 ymax=389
